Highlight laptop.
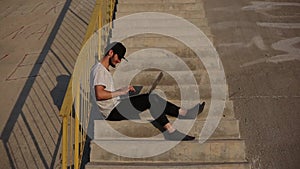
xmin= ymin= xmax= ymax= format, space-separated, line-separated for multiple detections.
xmin=119 ymin=71 xmax=163 ymax=100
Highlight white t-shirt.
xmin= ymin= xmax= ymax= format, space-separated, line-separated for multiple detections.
xmin=90 ymin=62 xmax=120 ymax=118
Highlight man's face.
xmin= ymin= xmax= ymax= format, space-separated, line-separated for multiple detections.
xmin=109 ymin=53 xmax=121 ymax=68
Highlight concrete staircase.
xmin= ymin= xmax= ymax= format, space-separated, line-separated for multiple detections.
xmin=86 ymin=0 xmax=250 ymax=168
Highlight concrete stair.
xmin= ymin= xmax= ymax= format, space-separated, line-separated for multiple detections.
xmin=93 ymin=119 xmax=240 ymax=139
xmin=111 ymin=35 xmax=213 ymax=48
xmin=125 ymin=47 xmax=213 ymax=58
xmin=119 ymin=0 xmax=198 ymax=3
xmin=112 ymin=84 xmax=226 ymax=100
xmin=112 ymin=18 xmax=210 ymax=28
xmin=116 ymin=11 xmax=206 ymax=19
xmin=168 ymin=100 xmax=235 ymax=119
xmin=86 ymin=0 xmax=250 ymax=168
xmin=89 ymin=140 xmax=246 ymax=163
xmin=117 ymin=3 xmax=204 ymax=12
xmin=113 ymin=57 xmax=214 ymax=71
xmin=86 ymin=163 xmax=250 ymax=169
xmin=114 ymin=70 xmax=224 ymax=85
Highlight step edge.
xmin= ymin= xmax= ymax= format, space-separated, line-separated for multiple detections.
xmin=86 ymin=161 xmax=250 ymax=166
xmin=91 ymin=138 xmax=246 ymax=142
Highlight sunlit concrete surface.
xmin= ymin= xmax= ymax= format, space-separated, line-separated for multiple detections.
xmin=204 ymin=0 xmax=300 ymax=168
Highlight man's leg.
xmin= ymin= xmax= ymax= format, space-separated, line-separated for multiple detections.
xmin=107 ymin=93 xmax=178 ymax=124
xmin=107 ymin=93 xmax=195 ymax=140
xmin=147 ymin=93 xmax=179 ymax=125
xmin=106 ymin=94 xmax=150 ymax=121
xmin=146 ymin=93 xmax=200 ymax=140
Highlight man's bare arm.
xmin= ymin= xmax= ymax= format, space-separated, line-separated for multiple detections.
xmin=94 ymin=85 xmax=135 ymax=101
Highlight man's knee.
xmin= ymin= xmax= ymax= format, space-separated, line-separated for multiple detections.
xmin=149 ymin=93 xmax=161 ymax=102
xmin=149 ymin=93 xmax=167 ymax=111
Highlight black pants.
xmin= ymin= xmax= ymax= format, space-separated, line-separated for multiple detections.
xmin=106 ymin=93 xmax=179 ymax=127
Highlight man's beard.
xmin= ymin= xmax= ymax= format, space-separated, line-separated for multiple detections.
xmin=109 ymin=58 xmax=116 ymax=68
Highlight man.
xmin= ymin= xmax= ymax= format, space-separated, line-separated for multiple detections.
xmin=91 ymin=42 xmax=205 ymax=141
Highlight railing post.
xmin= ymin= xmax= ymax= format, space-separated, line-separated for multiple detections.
xmin=60 ymin=78 xmax=73 ymax=169
xmin=62 ymin=116 xmax=68 ymax=169
xmin=74 ymin=85 xmax=80 ymax=169
xmin=98 ymin=0 xmax=103 ymax=60
xmin=110 ymin=0 xmax=114 ymax=27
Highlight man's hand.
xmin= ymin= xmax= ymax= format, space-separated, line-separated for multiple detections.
xmin=118 ymin=85 xmax=136 ymax=95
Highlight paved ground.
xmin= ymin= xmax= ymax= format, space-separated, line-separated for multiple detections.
xmin=0 ymin=0 xmax=299 ymax=169
xmin=204 ymin=0 xmax=300 ymax=169
xmin=0 ymin=0 xmax=94 ymax=168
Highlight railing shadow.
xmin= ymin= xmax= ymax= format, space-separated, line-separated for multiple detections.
xmin=0 ymin=0 xmax=96 ymax=168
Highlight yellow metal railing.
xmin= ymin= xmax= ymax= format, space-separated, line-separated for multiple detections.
xmin=59 ymin=0 xmax=116 ymax=168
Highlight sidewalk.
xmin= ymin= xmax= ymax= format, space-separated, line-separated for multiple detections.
xmin=204 ymin=0 xmax=300 ymax=168
xmin=0 ymin=0 xmax=95 ymax=168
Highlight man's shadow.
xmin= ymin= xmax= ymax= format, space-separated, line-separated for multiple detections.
xmin=50 ymin=75 xmax=70 ymax=110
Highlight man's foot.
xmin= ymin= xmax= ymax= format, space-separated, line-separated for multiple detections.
xmin=164 ymin=130 xmax=195 ymax=141
xmin=179 ymin=102 xmax=205 ymax=119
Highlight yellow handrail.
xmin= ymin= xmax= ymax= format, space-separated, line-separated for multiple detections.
xmin=59 ymin=0 xmax=116 ymax=168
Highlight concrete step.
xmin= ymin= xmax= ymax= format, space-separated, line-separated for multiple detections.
xmin=94 ymin=119 xmax=240 ymax=139
xmin=124 ymin=47 xmax=215 ymax=58
xmin=86 ymin=162 xmax=251 ymax=169
xmin=169 ymin=99 xmax=234 ymax=119
xmin=113 ymin=70 xmax=225 ymax=86
xmin=111 ymin=32 xmax=209 ymax=41
xmin=116 ymin=11 xmax=206 ymax=19
xmin=89 ymin=139 xmax=247 ymax=163
xmin=96 ymin=98 xmax=234 ymax=121
xmin=114 ymin=12 xmax=208 ymax=27
xmin=112 ymin=17 xmax=209 ymax=28
xmin=112 ymin=22 xmax=211 ymax=34
xmin=117 ymin=3 xmax=204 ymax=13
xmin=112 ymin=26 xmax=212 ymax=38
xmin=118 ymin=0 xmax=198 ymax=4
xmin=112 ymin=84 xmax=227 ymax=100
xmin=113 ymin=98 xmax=234 ymax=120
xmin=114 ymin=55 xmax=222 ymax=72
xmin=114 ymin=36 xmax=213 ymax=49
xmin=115 ymin=57 xmax=206 ymax=71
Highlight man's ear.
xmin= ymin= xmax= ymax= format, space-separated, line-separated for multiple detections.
xmin=108 ymin=50 xmax=114 ymax=58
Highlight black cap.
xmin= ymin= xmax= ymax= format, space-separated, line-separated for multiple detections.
xmin=105 ymin=42 xmax=127 ymax=61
